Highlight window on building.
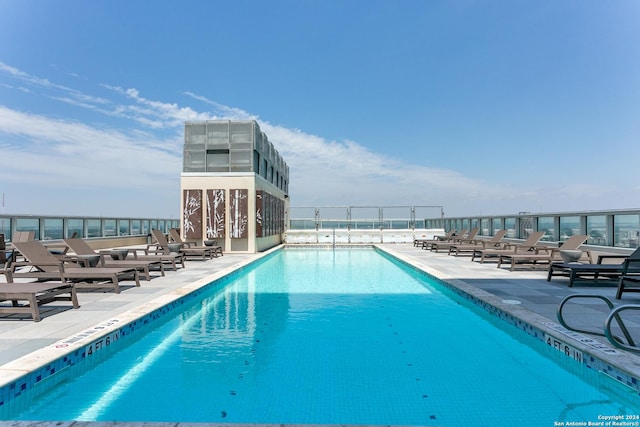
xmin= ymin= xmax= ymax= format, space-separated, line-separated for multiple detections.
xmin=206 ymin=149 xmax=230 ymax=172
xmin=253 ymin=151 xmax=260 ymax=173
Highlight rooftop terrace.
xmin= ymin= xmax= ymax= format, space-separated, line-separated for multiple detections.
xmin=1 ymin=238 xmax=640 ymax=427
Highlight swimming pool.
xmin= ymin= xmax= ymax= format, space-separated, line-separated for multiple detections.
xmin=2 ymin=248 xmax=639 ymax=425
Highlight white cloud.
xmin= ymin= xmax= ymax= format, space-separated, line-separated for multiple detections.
xmin=183 ymin=91 xmax=257 ymax=121
xmin=102 ymin=85 xmax=211 ymax=128
xmin=0 ymin=61 xmax=110 ymax=106
xmin=0 ymin=106 xmax=181 ymax=190
xmin=0 ymin=63 xmax=634 ymax=218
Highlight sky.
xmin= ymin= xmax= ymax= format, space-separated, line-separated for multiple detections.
xmin=0 ymin=0 xmax=639 ymax=220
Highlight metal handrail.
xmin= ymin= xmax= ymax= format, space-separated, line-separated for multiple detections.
xmin=557 ymin=295 xmax=615 ymax=338
xmin=605 ymin=305 xmax=640 ymax=352
xmin=557 ymin=294 xmax=637 ymax=350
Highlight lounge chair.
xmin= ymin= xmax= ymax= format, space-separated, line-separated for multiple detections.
xmin=0 ymin=234 xmax=12 ymax=283
xmin=2 ymin=236 xmax=79 ymax=321
xmin=64 ymin=238 xmax=166 ymax=280
xmin=616 ymin=253 xmax=640 ymax=299
xmin=0 ymin=257 xmax=11 ymax=283
xmin=126 ymin=247 xmax=184 ymax=270
xmin=448 ymin=230 xmax=508 ymax=257
xmin=7 ymin=231 xmax=35 ymax=261
xmin=0 ymin=282 xmax=79 ymax=321
xmin=420 ymin=229 xmax=467 ymax=249
xmin=149 ymin=229 xmax=215 ymax=261
xmin=11 ymin=241 xmax=140 ymax=294
xmin=548 ymin=247 xmax=640 ymax=287
xmin=471 ymin=231 xmax=546 ymax=263
xmin=497 ymin=234 xmax=589 ymax=271
xmin=414 ymin=230 xmax=456 ymax=247
xmin=169 ymin=228 xmax=223 ymax=257
xmin=428 ymin=228 xmax=480 ymax=252
xmin=422 ymin=229 xmax=467 ymax=250
xmin=12 ymin=231 xmax=35 ymax=243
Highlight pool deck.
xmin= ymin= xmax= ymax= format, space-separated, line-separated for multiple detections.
xmin=2 ymin=242 xmax=640 ymax=426
xmin=0 ymin=250 xmax=264 ymax=367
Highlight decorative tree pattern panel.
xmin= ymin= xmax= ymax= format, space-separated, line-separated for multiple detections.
xmin=255 ymin=191 xmax=284 ymax=237
xmin=265 ymin=192 xmax=271 ymax=236
xmin=278 ymin=197 xmax=284 ymax=234
xmin=269 ymin=193 xmax=275 ymax=235
xmin=230 ymin=189 xmax=248 ymax=239
xmin=183 ymin=189 xmax=203 ymax=239
xmin=206 ymin=189 xmax=225 ymax=239
xmin=256 ymin=191 xmax=263 ymax=237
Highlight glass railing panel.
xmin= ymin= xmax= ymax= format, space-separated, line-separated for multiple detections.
xmin=1 ymin=215 xmax=177 ymax=240
xmin=504 ymin=218 xmax=516 ymax=238
xmin=87 ymin=219 xmax=101 ymax=238
xmin=119 ymin=219 xmax=130 ymax=236
xmin=158 ymin=220 xmax=166 ymax=232
xmin=289 ymin=219 xmax=314 ymax=230
xmin=150 ymin=220 xmax=158 ymax=231
xmin=15 ymin=218 xmax=40 ymax=240
xmin=586 ymin=215 xmax=607 ymax=246
xmin=383 ymin=207 xmax=412 ymax=224
xmin=537 ymin=217 xmax=555 ymax=241
xmin=66 ymin=219 xmax=84 ymax=238
xmin=492 ymin=218 xmax=501 ymax=235
xmin=103 ymin=219 xmax=117 ymax=237
xmin=559 ymin=216 xmax=580 ymax=242
xmin=519 ymin=216 xmax=534 ymax=239
xmin=131 ymin=220 xmax=141 ymax=236
xmin=42 ymin=218 xmax=63 ymax=240
xmin=0 ymin=218 xmax=10 ymax=241
xmin=320 ymin=220 xmax=347 ymax=229
xmin=352 ymin=220 xmax=375 ymax=230
xmin=614 ymin=214 xmax=640 ymax=248
xmin=350 ymin=207 xmax=377 ymax=224
xmin=329 ymin=208 xmax=348 ymax=224
xmin=388 ymin=220 xmax=407 ymax=229
xmin=481 ymin=219 xmax=490 ymax=235
xmin=286 ymin=207 xmax=640 ymax=247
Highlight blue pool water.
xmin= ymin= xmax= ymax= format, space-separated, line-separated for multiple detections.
xmin=5 ymin=249 xmax=640 ymax=425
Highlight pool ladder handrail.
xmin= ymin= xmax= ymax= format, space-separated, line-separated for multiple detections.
xmin=557 ymin=294 xmax=640 ymax=353
xmin=332 ymin=227 xmax=335 ymax=250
